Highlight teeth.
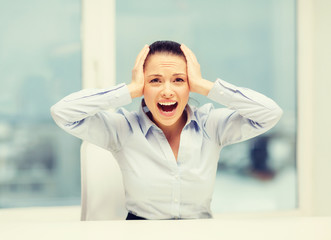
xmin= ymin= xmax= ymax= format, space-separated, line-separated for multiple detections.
xmin=159 ymin=102 xmax=176 ymax=106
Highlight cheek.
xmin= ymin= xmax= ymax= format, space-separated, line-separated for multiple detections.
xmin=143 ymin=86 xmax=156 ymax=107
xmin=179 ymin=87 xmax=190 ymax=103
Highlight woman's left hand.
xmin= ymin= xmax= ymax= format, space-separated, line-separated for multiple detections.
xmin=180 ymin=44 xmax=214 ymax=96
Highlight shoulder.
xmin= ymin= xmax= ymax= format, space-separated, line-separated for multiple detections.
xmin=189 ymin=102 xmax=233 ymax=127
xmin=188 ymin=103 xmax=215 ymax=125
xmin=190 ymin=103 xmax=214 ymax=117
xmin=116 ymin=107 xmax=139 ymax=122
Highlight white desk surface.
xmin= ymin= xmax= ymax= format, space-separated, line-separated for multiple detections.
xmin=1 ymin=217 xmax=331 ymax=240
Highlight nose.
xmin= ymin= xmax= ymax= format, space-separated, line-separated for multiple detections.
xmin=160 ymin=82 xmax=174 ymax=98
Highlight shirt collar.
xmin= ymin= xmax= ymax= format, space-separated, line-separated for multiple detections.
xmin=138 ymin=99 xmax=201 ymax=136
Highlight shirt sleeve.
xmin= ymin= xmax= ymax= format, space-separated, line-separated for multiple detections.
xmin=205 ymin=78 xmax=283 ymax=146
xmin=50 ymin=83 xmax=133 ymax=151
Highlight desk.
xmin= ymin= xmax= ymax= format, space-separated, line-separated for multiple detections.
xmin=1 ymin=217 xmax=331 ymax=240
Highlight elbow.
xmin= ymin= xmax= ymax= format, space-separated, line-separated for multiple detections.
xmin=50 ymin=104 xmax=59 ymax=121
xmin=267 ymin=105 xmax=283 ymax=128
xmin=274 ymin=105 xmax=283 ymax=123
xmin=50 ymin=103 xmax=65 ymax=127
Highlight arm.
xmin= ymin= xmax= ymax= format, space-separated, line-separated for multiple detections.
xmin=50 ymin=45 xmax=150 ymax=151
xmin=128 ymin=44 xmax=150 ymax=98
xmin=205 ymin=79 xmax=283 ymax=146
xmin=180 ymin=44 xmax=282 ymax=146
xmin=50 ymin=84 xmax=133 ymax=151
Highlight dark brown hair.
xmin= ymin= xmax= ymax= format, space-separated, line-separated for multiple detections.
xmin=147 ymin=40 xmax=184 ymax=57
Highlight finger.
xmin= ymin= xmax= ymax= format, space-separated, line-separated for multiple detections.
xmin=180 ymin=44 xmax=190 ymax=61
xmin=134 ymin=45 xmax=150 ymax=68
xmin=138 ymin=45 xmax=150 ymax=65
xmin=181 ymin=44 xmax=199 ymax=64
xmin=134 ymin=45 xmax=149 ymax=68
xmin=135 ymin=45 xmax=149 ymax=61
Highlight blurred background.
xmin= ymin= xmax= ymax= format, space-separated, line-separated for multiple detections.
xmin=0 ymin=0 xmax=82 ymax=207
xmin=0 ymin=0 xmax=297 ymax=214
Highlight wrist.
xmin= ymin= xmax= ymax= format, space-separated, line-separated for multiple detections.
xmin=127 ymin=83 xmax=143 ymax=99
xmin=191 ymin=79 xmax=214 ymax=96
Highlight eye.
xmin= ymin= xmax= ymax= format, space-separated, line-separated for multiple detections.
xmin=149 ymin=78 xmax=160 ymax=83
xmin=174 ymin=78 xmax=184 ymax=82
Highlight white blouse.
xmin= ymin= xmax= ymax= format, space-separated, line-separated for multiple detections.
xmin=50 ymin=78 xmax=282 ymax=220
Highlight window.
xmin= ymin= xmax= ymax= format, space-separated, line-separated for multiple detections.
xmin=0 ymin=0 xmax=82 ymax=208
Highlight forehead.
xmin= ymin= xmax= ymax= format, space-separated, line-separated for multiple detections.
xmin=144 ymin=53 xmax=186 ymax=72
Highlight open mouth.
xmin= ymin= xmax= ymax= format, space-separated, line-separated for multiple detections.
xmin=157 ymin=101 xmax=178 ymax=113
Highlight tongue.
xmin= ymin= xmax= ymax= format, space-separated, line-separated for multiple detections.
xmin=162 ymin=105 xmax=175 ymax=112
xmin=158 ymin=102 xmax=178 ymax=112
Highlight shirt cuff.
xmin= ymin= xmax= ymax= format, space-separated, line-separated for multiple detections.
xmin=107 ymin=83 xmax=132 ymax=108
xmin=207 ymin=78 xmax=237 ymax=106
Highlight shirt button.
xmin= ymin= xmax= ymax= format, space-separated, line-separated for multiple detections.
xmin=174 ymin=198 xmax=178 ymax=203
xmin=219 ymin=91 xmax=224 ymax=95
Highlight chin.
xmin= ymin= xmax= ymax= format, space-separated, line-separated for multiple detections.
xmin=155 ymin=118 xmax=179 ymax=127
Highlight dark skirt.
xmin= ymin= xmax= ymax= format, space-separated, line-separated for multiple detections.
xmin=126 ymin=212 xmax=147 ymax=220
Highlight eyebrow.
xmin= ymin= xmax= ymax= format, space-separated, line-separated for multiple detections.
xmin=147 ymin=73 xmax=186 ymax=77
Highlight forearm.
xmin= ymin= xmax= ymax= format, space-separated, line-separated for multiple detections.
xmin=208 ymin=78 xmax=283 ymax=128
xmin=191 ymin=78 xmax=214 ymax=96
xmin=127 ymin=82 xmax=143 ymax=99
xmin=50 ymin=83 xmax=132 ymax=126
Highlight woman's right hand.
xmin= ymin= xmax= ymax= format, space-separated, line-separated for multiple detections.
xmin=128 ymin=45 xmax=150 ymax=99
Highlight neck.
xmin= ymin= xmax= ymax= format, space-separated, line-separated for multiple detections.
xmin=159 ymin=111 xmax=187 ymax=139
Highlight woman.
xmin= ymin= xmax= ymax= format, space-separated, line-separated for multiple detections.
xmin=51 ymin=40 xmax=282 ymax=220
